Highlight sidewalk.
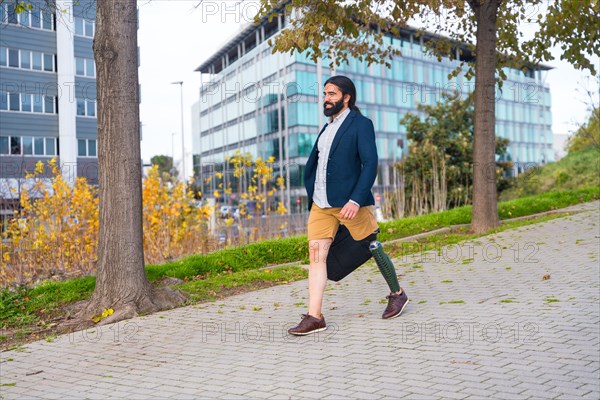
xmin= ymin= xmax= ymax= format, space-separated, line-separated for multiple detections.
xmin=1 ymin=202 xmax=599 ymax=399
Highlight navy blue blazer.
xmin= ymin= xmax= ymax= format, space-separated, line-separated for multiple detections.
xmin=304 ymin=109 xmax=378 ymax=211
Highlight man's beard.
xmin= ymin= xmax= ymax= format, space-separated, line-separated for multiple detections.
xmin=323 ymin=97 xmax=345 ymax=117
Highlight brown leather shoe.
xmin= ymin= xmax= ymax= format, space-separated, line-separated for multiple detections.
xmin=288 ymin=314 xmax=327 ymax=336
xmin=382 ymin=289 xmax=409 ymax=319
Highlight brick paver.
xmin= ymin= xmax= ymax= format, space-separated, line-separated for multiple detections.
xmin=1 ymin=202 xmax=599 ymax=399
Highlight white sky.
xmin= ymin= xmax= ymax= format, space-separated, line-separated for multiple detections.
xmin=137 ymin=1 xmax=599 ymax=178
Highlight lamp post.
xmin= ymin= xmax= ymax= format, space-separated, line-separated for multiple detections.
xmin=171 ymin=81 xmax=185 ymax=181
xmin=171 ymin=132 xmax=176 ymax=177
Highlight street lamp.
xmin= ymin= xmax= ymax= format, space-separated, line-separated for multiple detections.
xmin=171 ymin=81 xmax=185 ymax=181
xmin=171 ymin=132 xmax=176 ymax=177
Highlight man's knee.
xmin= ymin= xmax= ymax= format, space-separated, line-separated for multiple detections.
xmin=308 ymin=239 xmax=332 ymax=264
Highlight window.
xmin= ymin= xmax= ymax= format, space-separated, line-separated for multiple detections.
xmin=5 ymin=6 xmax=54 ymax=30
xmin=0 ymin=137 xmax=7 ymax=155
xmin=42 ymin=11 xmax=52 ymax=30
xmin=33 ymin=94 xmax=43 ymax=113
xmin=7 ymin=4 xmax=17 ymax=24
xmin=32 ymin=51 xmax=42 ymax=70
xmin=43 ymin=53 xmax=53 ymax=72
xmin=45 ymin=138 xmax=56 ymax=155
xmin=1 ymin=47 xmax=55 ymax=72
xmin=78 ymin=139 xmax=98 ymax=157
xmin=86 ymin=58 xmax=95 ymax=77
xmin=44 ymin=95 xmax=55 ymax=113
xmin=10 ymin=137 xmax=21 ymax=155
xmin=21 ymin=94 xmax=32 ymax=112
xmin=77 ymin=98 xmax=85 ymax=116
xmin=75 ymin=17 xmax=84 ymax=35
xmin=20 ymin=50 xmax=30 ymax=69
xmin=77 ymin=98 xmax=96 ymax=117
xmin=78 ymin=139 xmax=87 ymax=156
xmin=88 ymin=140 xmax=96 ymax=157
xmin=19 ymin=8 xmax=30 ymax=26
xmin=87 ymin=100 xmax=96 ymax=117
xmin=85 ymin=20 xmax=94 ymax=37
xmin=76 ymin=58 xmax=85 ymax=75
xmin=75 ymin=57 xmax=96 ymax=77
xmin=0 ymin=91 xmax=7 ymax=110
xmin=75 ymin=17 xmax=95 ymax=37
xmin=34 ymin=137 xmax=44 ymax=155
xmin=30 ymin=9 xmax=40 ymax=28
xmin=0 ymin=136 xmax=59 ymax=157
xmin=8 ymin=49 xmax=18 ymax=67
xmin=9 ymin=93 xmax=19 ymax=111
xmin=22 ymin=137 xmax=33 ymax=155
xmin=4 ymin=92 xmax=56 ymax=113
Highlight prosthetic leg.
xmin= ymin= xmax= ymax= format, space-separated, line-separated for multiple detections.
xmin=368 ymin=231 xmax=400 ymax=293
xmin=369 ymin=230 xmax=409 ymax=319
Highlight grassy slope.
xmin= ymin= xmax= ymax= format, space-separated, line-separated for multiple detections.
xmin=499 ymin=147 xmax=600 ymax=201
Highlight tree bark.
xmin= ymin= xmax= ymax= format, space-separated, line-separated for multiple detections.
xmin=74 ymin=0 xmax=185 ymax=325
xmin=468 ymin=0 xmax=501 ymax=233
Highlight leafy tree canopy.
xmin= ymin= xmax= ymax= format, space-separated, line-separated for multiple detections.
xmin=258 ymin=0 xmax=599 ymax=79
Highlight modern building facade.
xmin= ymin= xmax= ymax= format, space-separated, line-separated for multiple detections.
xmin=193 ymin=10 xmax=553 ymax=211
xmin=0 ymin=0 xmax=98 ymax=198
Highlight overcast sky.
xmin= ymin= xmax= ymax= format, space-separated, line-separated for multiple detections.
xmin=137 ymin=1 xmax=599 ymax=177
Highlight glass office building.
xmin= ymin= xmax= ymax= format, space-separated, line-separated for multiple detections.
xmin=193 ymin=12 xmax=553 ymax=211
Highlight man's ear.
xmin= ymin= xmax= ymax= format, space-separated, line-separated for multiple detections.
xmin=344 ymin=93 xmax=350 ymax=106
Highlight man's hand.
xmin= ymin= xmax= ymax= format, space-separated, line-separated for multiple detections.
xmin=339 ymin=201 xmax=360 ymax=220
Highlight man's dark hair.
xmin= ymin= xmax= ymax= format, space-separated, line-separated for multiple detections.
xmin=324 ymin=75 xmax=361 ymax=114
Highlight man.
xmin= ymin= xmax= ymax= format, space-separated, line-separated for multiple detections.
xmin=288 ymin=75 xmax=409 ymax=336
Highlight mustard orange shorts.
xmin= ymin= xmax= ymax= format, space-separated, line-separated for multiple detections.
xmin=307 ymin=204 xmax=378 ymax=241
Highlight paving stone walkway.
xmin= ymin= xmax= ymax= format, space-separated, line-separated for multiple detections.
xmin=1 ymin=202 xmax=599 ymax=399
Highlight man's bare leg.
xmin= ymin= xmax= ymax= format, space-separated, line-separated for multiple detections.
xmin=308 ymin=238 xmax=332 ymax=318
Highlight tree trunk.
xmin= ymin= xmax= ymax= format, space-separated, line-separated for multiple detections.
xmin=469 ymin=0 xmax=501 ymax=233
xmin=74 ymin=0 xmax=185 ymax=325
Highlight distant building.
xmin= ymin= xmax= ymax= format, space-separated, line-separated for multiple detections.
xmin=1 ymin=0 xmax=98 ymax=195
xmin=192 ymin=8 xmax=553 ymax=210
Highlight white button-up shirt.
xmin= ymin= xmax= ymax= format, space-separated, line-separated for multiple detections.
xmin=313 ymin=107 xmax=351 ymax=208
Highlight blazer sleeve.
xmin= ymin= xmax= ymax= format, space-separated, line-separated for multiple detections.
xmin=350 ymin=118 xmax=378 ymax=205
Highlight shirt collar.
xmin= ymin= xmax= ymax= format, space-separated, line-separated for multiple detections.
xmin=328 ymin=107 xmax=351 ymax=124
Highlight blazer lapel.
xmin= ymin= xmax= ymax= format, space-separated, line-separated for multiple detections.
xmin=328 ymin=110 xmax=356 ymax=157
xmin=307 ymin=123 xmax=329 ymax=167
xmin=316 ymin=123 xmax=328 ymax=142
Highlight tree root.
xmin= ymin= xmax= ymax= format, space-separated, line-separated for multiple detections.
xmin=59 ymin=286 xmax=187 ymax=330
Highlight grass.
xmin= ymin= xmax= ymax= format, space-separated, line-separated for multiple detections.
xmin=377 ymin=186 xmax=600 ymax=242
xmin=144 ymin=236 xmax=309 ymax=281
xmin=175 ymin=267 xmax=307 ymax=303
xmin=440 ymin=300 xmax=465 ymax=305
xmin=500 ymin=147 xmax=600 ymax=201
xmin=0 ymin=186 xmax=598 ymax=347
